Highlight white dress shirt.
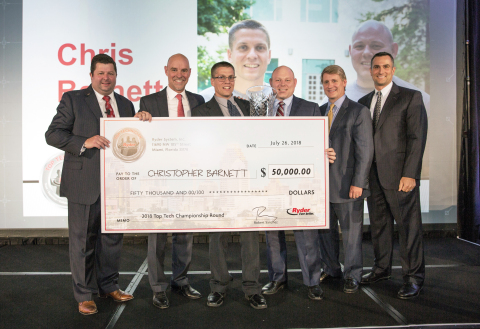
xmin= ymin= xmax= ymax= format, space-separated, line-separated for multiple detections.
xmin=369 ymin=81 xmax=393 ymax=119
xmin=166 ymin=86 xmax=191 ymax=117
xmin=274 ymin=95 xmax=294 ymax=116
xmin=93 ymin=89 xmax=120 ymax=118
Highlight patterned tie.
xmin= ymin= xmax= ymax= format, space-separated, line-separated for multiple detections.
xmin=176 ymin=94 xmax=185 ymax=117
xmin=227 ymin=100 xmax=240 ymax=116
xmin=373 ymin=91 xmax=382 ymax=131
xmin=276 ymin=101 xmax=285 ymax=116
xmin=102 ymin=96 xmax=115 ymax=118
xmin=327 ymin=103 xmax=334 ymax=133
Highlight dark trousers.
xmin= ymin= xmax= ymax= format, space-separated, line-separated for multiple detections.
xmin=147 ymin=233 xmax=193 ymax=292
xmin=367 ymin=164 xmax=425 ymax=285
xmin=68 ymin=197 xmax=123 ymax=302
xmin=319 ymin=200 xmax=364 ymax=282
xmin=209 ymin=231 xmax=261 ymax=295
xmin=265 ymin=229 xmax=322 ymax=287
xmin=265 ymin=230 xmax=288 ymax=282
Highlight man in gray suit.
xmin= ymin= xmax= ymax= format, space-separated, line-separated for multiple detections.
xmin=138 ymin=54 xmax=204 ymax=309
xmin=318 ymin=65 xmax=374 ymax=293
xmin=359 ymin=52 xmax=427 ymax=299
xmin=262 ymin=66 xmax=333 ymax=301
xmin=45 ymin=54 xmax=151 ymax=315
xmin=192 ymin=61 xmax=267 ymax=310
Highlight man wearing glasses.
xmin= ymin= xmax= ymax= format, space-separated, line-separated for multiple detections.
xmin=192 ymin=61 xmax=266 ymax=310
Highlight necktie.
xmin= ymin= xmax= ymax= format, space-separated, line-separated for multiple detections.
xmin=176 ymin=94 xmax=185 ymax=117
xmin=103 ymin=96 xmax=115 ymax=118
xmin=276 ymin=101 xmax=285 ymax=116
xmin=327 ymin=103 xmax=334 ymax=133
xmin=227 ymin=100 xmax=240 ymax=116
xmin=373 ymin=91 xmax=382 ymax=130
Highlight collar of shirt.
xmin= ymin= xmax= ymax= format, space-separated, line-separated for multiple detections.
xmin=93 ymin=89 xmax=119 ymax=118
xmin=214 ymin=95 xmax=243 ymax=116
xmin=326 ymin=94 xmax=346 ymax=123
xmin=166 ymin=86 xmax=191 ymax=117
xmin=370 ymin=81 xmax=393 ymax=117
xmin=274 ymin=95 xmax=294 ymax=116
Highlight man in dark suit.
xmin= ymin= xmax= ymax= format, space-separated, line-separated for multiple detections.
xmin=261 ymin=66 xmax=332 ymax=301
xmin=358 ymin=52 xmax=427 ymax=299
xmin=192 ymin=61 xmax=267 ymax=310
xmin=317 ymin=65 xmax=374 ymax=294
xmin=45 ymin=54 xmax=151 ymax=315
xmin=138 ymin=53 xmax=204 ymax=309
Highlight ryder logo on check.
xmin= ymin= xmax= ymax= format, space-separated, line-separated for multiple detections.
xmin=112 ymin=128 xmax=146 ymax=163
xmin=287 ymin=208 xmax=314 ymax=216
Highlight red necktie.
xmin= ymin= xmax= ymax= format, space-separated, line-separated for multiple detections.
xmin=102 ymin=96 xmax=115 ymax=118
xmin=276 ymin=101 xmax=285 ymax=116
xmin=176 ymin=94 xmax=185 ymax=117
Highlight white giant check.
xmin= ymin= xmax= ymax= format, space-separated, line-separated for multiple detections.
xmin=100 ymin=117 xmax=329 ymax=233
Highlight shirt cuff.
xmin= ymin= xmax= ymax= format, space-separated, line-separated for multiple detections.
xmin=80 ymin=143 xmax=86 ymax=155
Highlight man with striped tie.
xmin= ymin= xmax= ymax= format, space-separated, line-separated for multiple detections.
xmin=262 ymin=66 xmax=331 ymax=301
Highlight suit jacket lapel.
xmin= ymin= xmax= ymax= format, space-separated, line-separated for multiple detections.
xmin=329 ymin=97 xmax=349 ymax=136
xmin=114 ymin=93 xmax=130 ymax=117
xmin=376 ymin=83 xmax=399 ymax=132
xmin=186 ymin=91 xmax=200 ymax=109
xmin=234 ymin=97 xmax=250 ymax=116
xmin=209 ymin=98 xmax=225 ymax=116
xmin=319 ymin=103 xmax=328 ymax=116
xmin=362 ymin=91 xmax=374 ymax=110
xmin=84 ymin=85 xmax=103 ymax=120
xmin=289 ymin=95 xmax=301 ymax=116
xmin=157 ymin=88 xmax=170 ymax=117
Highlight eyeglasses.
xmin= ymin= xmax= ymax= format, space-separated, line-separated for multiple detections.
xmin=213 ymin=76 xmax=236 ymax=82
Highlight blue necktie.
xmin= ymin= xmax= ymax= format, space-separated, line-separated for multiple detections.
xmin=227 ymin=100 xmax=240 ymax=116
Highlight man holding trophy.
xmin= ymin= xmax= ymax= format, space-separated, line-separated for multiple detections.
xmin=192 ymin=61 xmax=267 ymax=310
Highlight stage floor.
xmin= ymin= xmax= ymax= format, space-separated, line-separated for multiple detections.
xmin=1 ymin=237 xmax=479 ymax=329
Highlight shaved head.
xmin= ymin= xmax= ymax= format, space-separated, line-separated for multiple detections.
xmin=271 ymin=65 xmax=295 ymax=79
xmin=349 ymin=20 xmax=398 ymax=86
xmin=351 ymin=20 xmax=394 ymax=45
xmin=167 ymin=53 xmax=190 ymax=68
xmin=164 ymin=53 xmax=191 ymax=92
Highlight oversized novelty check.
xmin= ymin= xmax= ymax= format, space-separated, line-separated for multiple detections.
xmin=100 ymin=117 xmax=329 ymax=233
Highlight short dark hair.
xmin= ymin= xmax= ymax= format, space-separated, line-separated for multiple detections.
xmin=211 ymin=61 xmax=235 ymax=78
xmin=90 ymin=54 xmax=117 ymax=75
xmin=371 ymin=52 xmax=395 ymax=68
xmin=228 ymin=19 xmax=270 ymax=50
xmin=321 ymin=65 xmax=347 ymax=83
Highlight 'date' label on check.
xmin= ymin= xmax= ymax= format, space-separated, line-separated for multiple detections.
xmin=100 ymin=117 xmax=329 ymax=233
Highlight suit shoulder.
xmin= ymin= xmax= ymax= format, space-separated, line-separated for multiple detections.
xmin=397 ymin=85 xmax=421 ymax=97
xmin=115 ymin=92 xmax=132 ymax=102
xmin=358 ymin=92 xmax=373 ymax=105
xmin=139 ymin=91 xmax=160 ymax=103
xmin=347 ymin=98 xmax=368 ymax=111
xmin=191 ymin=102 xmax=209 ymax=116
xmin=234 ymin=97 xmax=250 ymax=105
xmin=62 ymin=89 xmax=87 ymax=99
xmin=295 ymin=96 xmax=317 ymax=107
xmin=186 ymin=90 xmax=203 ymax=99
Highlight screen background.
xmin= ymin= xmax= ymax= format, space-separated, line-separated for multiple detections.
xmin=0 ymin=0 xmax=458 ymax=230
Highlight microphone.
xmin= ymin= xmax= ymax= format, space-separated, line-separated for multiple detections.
xmin=105 ymin=109 xmax=111 ymax=116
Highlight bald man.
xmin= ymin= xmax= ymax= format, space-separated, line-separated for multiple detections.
xmin=262 ymin=66 xmax=328 ymax=301
xmin=346 ymin=20 xmax=430 ymax=113
xmin=139 ymin=54 xmax=205 ymax=309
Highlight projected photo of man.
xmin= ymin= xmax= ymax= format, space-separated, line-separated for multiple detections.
xmin=347 ymin=20 xmax=430 ymax=112
xmin=200 ymin=19 xmax=271 ymax=101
